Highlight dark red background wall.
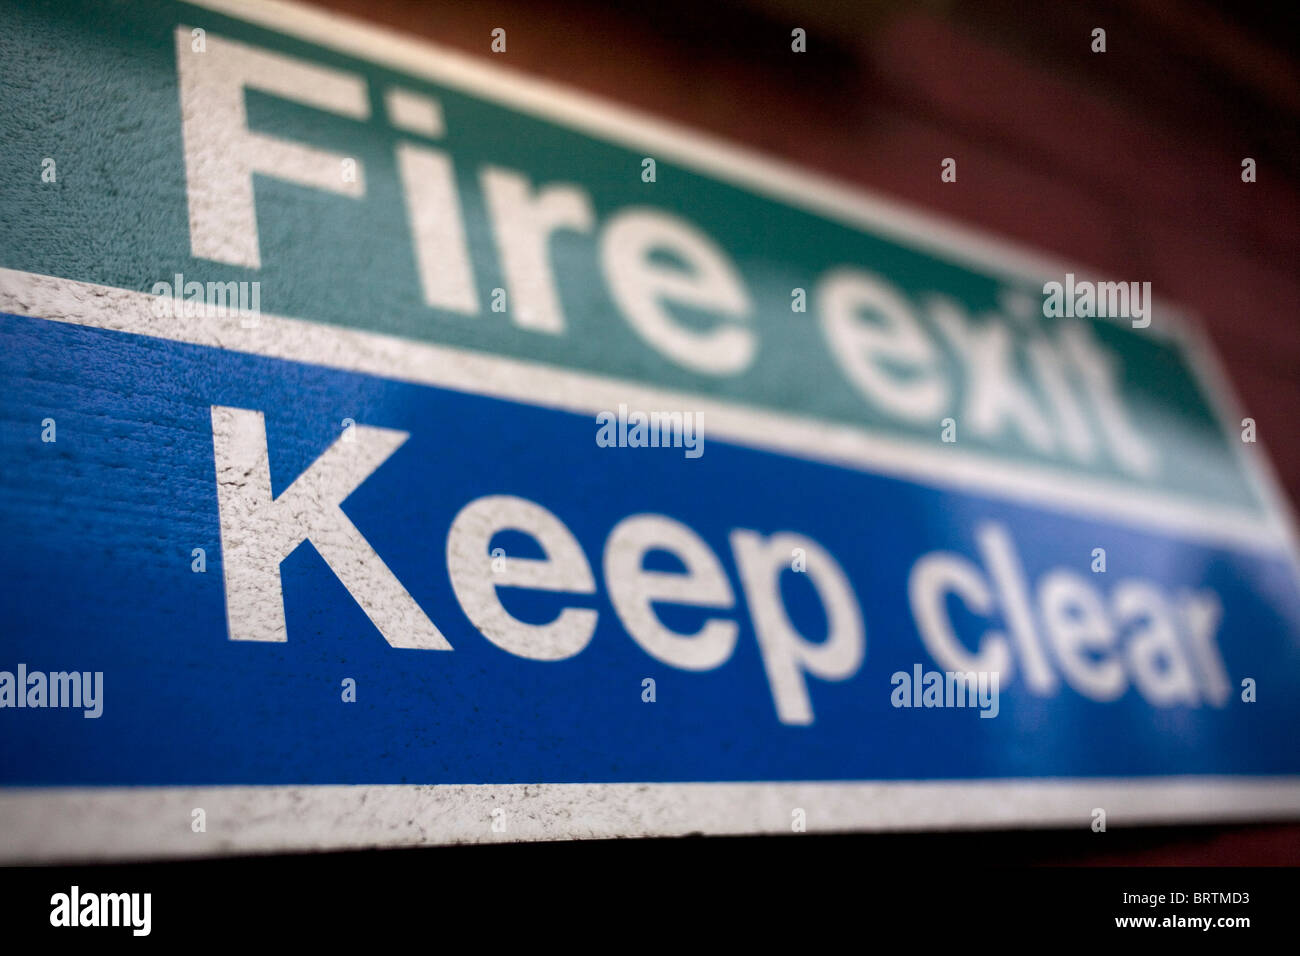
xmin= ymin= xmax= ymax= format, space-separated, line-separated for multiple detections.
xmin=303 ymin=0 xmax=1300 ymax=864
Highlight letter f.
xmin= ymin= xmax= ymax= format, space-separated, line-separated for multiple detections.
xmin=175 ymin=26 xmax=369 ymax=268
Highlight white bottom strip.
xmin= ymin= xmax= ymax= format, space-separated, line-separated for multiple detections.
xmin=2 ymin=778 xmax=1298 ymax=862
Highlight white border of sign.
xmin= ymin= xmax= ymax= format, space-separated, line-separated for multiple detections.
xmin=0 ymin=0 xmax=1297 ymax=860
xmin=2 ymin=778 xmax=1299 ymax=862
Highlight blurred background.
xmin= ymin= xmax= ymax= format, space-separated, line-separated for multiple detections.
xmin=293 ymin=0 xmax=1300 ymax=864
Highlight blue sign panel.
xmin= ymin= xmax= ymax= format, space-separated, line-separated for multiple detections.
xmin=2 ymin=313 xmax=1297 ymax=783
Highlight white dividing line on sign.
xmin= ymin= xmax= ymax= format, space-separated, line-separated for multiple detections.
xmin=0 ymin=266 xmax=1286 ymax=554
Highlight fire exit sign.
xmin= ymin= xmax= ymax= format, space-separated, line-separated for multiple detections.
xmin=1 ymin=0 xmax=1297 ymax=860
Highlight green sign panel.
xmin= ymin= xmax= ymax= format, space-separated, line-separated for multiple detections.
xmin=0 ymin=0 xmax=1278 ymax=521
